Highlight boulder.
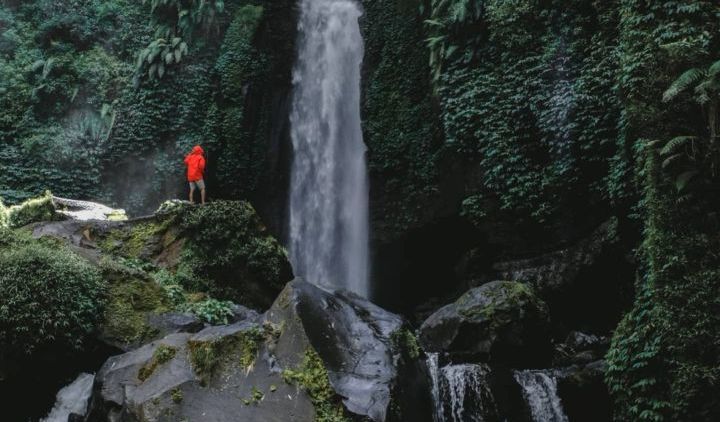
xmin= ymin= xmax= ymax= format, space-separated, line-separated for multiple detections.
xmin=82 ymin=280 xmax=432 ymax=422
xmin=146 ymin=312 xmax=205 ymax=337
xmin=30 ymin=200 xmax=293 ymax=351
xmin=419 ymin=281 xmax=551 ymax=366
xmin=491 ymin=219 xmax=620 ymax=295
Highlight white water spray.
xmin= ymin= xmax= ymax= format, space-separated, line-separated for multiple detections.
xmin=288 ymin=0 xmax=369 ymax=297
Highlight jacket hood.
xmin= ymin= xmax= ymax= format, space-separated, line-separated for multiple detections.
xmin=191 ymin=145 xmax=204 ymax=155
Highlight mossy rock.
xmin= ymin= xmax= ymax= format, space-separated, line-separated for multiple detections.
xmin=419 ymin=281 xmax=551 ymax=367
xmin=101 ymin=277 xmax=171 ymax=350
xmin=95 ymin=200 xmax=292 ymax=310
xmin=5 ymin=191 xmax=57 ymax=228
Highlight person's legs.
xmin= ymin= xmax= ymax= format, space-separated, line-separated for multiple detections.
xmin=189 ymin=183 xmax=195 ymax=204
xmin=195 ymin=179 xmax=206 ymax=205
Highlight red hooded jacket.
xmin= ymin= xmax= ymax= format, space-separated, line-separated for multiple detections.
xmin=184 ymin=146 xmax=206 ymax=182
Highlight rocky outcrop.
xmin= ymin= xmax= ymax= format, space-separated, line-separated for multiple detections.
xmin=491 ymin=219 xmax=620 ymax=295
xmin=82 ymin=280 xmax=432 ymax=422
xmin=30 ymin=200 xmax=293 ymax=351
xmin=419 ymin=281 xmax=551 ymax=367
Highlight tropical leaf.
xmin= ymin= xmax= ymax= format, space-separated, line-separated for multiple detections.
xmin=675 ymin=170 xmax=699 ymax=192
xmin=663 ymin=68 xmax=706 ymax=102
xmin=660 ymin=136 xmax=697 ymax=156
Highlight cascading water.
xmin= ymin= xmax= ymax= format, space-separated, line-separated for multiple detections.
xmin=41 ymin=373 xmax=95 ymax=422
xmin=514 ymin=370 xmax=569 ymax=422
xmin=288 ymin=0 xmax=369 ymax=297
xmin=427 ymin=353 xmax=499 ymax=422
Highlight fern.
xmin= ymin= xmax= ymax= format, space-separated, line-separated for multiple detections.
xmin=663 ymin=68 xmax=706 ymax=102
xmin=659 ymin=136 xmax=697 ymax=156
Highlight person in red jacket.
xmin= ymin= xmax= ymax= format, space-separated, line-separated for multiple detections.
xmin=184 ymin=145 xmax=206 ymax=205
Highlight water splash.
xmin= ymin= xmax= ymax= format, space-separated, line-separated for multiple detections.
xmin=514 ymin=369 xmax=568 ymax=422
xmin=427 ymin=354 xmax=498 ymax=422
xmin=42 ymin=373 xmax=95 ymax=422
xmin=288 ymin=0 xmax=369 ymax=297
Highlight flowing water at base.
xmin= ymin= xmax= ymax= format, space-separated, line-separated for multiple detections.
xmin=514 ymin=369 xmax=569 ymax=422
xmin=427 ymin=354 xmax=499 ymax=422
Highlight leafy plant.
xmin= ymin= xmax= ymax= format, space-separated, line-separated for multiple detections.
xmin=181 ymin=298 xmax=234 ymax=325
xmin=658 ymin=59 xmax=720 ymax=195
xmin=0 ymin=229 xmax=105 ymax=357
xmin=135 ymin=0 xmax=225 ymax=82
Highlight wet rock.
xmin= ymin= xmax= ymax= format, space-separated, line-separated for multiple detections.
xmin=146 ymin=312 xmax=205 ymax=337
xmin=419 ymin=281 xmax=551 ymax=367
xmin=553 ymin=331 xmax=609 ymax=367
xmin=82 ymin=280 xmax=432 ymax=422
xmin=265 ymin=279 xmax=433 ymax=422
xmin=228 ymin=304 xmax=261 ymax=324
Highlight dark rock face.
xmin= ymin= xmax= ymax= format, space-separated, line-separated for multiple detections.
xmin=556 ymin=361 xmax=611 ymax=422
xmin=265 ymin=280 xmax=433 ymax=422
xmin=491 ymin=219 xmax=620 ymax=295
xmin=489 ymin=218 xmax=633 ymax=334
xmin=82 ymin=280 xmax=432 ymax=422
xmin=419 ymin=281 xmax=551 ymax=367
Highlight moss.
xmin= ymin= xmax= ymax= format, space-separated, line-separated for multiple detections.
xmin=174 ymin=200 xmax=292 ymax=308
xmin=102 ymin=278 xmax=170 ymax=345
xmin=6 ymin=191 xmax=56 ymax=228
xmin=98 ymin=215 xmax=175 ymax=259
xmin=188 ymin=327 xmax=264 ymax=383
xmin=243 ymin=386 xmax=264 ymax=405
xmin=282 ymin=348 xmax=352 ymax=422
xmin=0 ymin=198 xmax=8 ymax=228
xmin=391 ymin=329 xmax=421 ymax=360
xmin=458 ymin=281 xmax=538 ymax=321
xmin=138 ymin=344 xmax=178 ymax=382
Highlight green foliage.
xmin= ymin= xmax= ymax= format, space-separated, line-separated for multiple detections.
xmin=175 ymin=200 xmax=292 ymax=307
xmin=180 ymin=298 xmax=234 ymax=325
xmin=188 ymin=327 xmax=263 ymax=382
xmin=0 ymin=229 xmax=105 ymax=357
xmin=171 ymin=387 xmax=183 ymax=403
xmin=3 ymin=190 xmax=55 ymax=228
xmin=138 ymin=343 xmax=178 ymax=381
xmin=390 ymin=329 xmax=421 ymax=360
xmin=608 ymin=96 xmax=720 ymax=420
xmin=362 ymin=0 xmax=444 ymax=238
xmin=282 ymin=348 xmax=352 ymax=422
xmin=135 ymin=0 xmax=225 ymax=82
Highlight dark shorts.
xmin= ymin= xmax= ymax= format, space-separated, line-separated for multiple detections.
xmin=189 ymin=179 xmax=205 ymax=190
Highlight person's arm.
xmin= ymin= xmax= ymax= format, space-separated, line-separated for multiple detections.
xmin=199 ymin=156 xmax=206 ymax=173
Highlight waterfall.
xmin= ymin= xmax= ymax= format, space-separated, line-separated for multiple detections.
xmin=288 ymin=0 xmax=370 ymax=297
xmin=514 ymin=370 xmax=568 ymax=422
xmin=41 ymin=373 xmax=95 ymax=422
xmin=427 ymin=354 xmax=498 ymax=422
